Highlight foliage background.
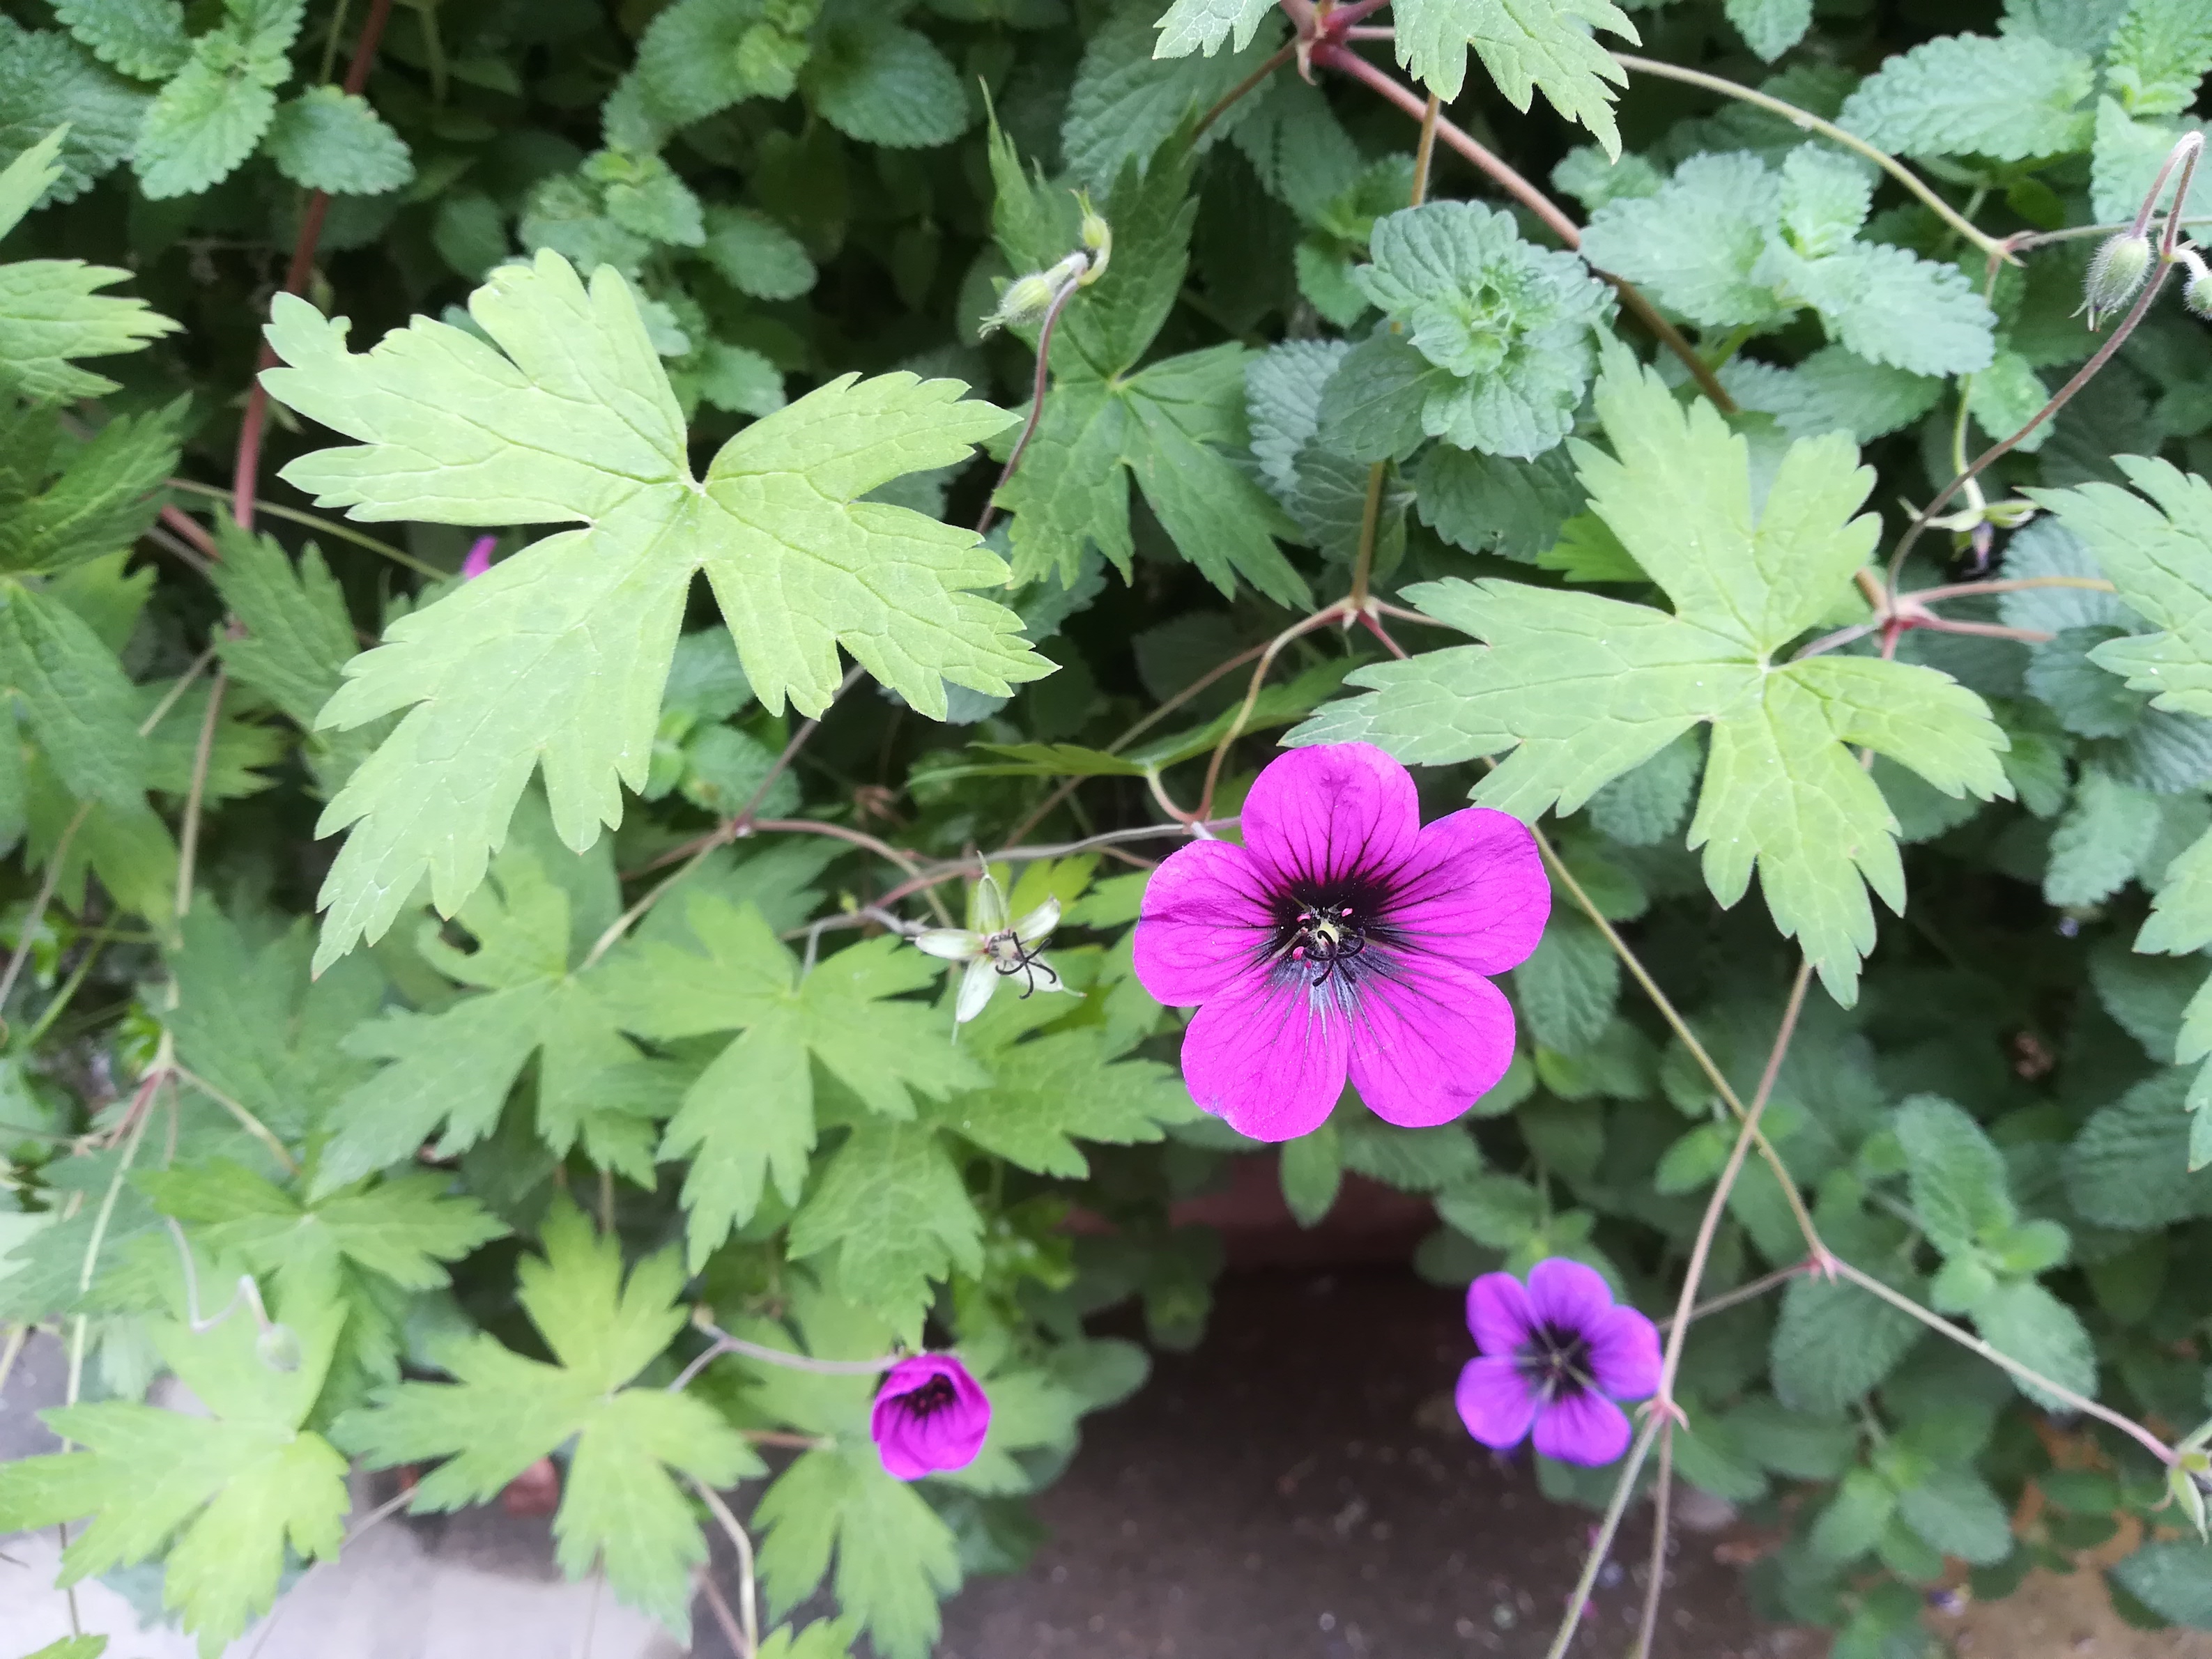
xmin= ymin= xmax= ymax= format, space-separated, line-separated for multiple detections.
xmin=2 ymin=0 xmax=2212 ymax=1655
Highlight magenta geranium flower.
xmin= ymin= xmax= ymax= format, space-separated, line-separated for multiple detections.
xmin=461 ymin=535 xmax=496 ymax=579
xmin=1458 ymin=1258 xmax=1661 ymax=1467
xmin=1132 ymin=741 xmax=1548 ymax=1141
xmin=870 ymin=1353 xmax=991 ymax=1481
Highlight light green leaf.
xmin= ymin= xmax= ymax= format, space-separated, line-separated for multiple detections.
xmin=1151 ymin=0 xmax=1277 ymax=58
xmin=2002 ymin=0 xmax=2131 ymax=56
xmin=701 ymin=204 xmax=815 ymax=301
xmin=2031 ymin=457 xmax=2212 ymax=720
xmin=1296 ymin=344 xmax=2010 ymax=1003
xmin=1971 ymin=1276 xmax=2097 ymax=1410
xmin=0 ymin=403 xmax=182 ymax=573
xmin=2089 ymin=100 xmax=2210 ymax=223
xmin=135 ymin=56 xmax=276 ymax=200
xmin=1893 ymin=1095 xmax=2013 ymax=1256
xmin=2140 ymin=823 xmax=2212 ymax=955
xmin=1512 ymin=911 xmax=1619 ymax=1054
xmin=0 ymin=1286 xmax=349 ymax=1656
xmin=754 ymin=1448 xmax=962 ymax=1659
xmin=608 ymin=0 xmax=813 ymax=148
xmin=1280 ymin=1120 xmax=1342 ymax=1227
xmin=1415 ymin=445 xmax=1586 ymax=560
xmin=1585 ymin=729 xmax=1703 ymax=846
xmin=1894 ymin=1467 xmax=2013 ymax=1564
xmin=804 ymin=22 xmax=969 ymax=149
xmin=0 ymin=26 xmax=151 ymax=206
xmin=2112 ymin=1541 xmax=2212 ymax=1628
xmin=925 ymin=1028 xmax=1195 ymax=1178
xmin=1771 ymin=1269 xmax=1926 ymax=1412
xmin=1579 ymin=153 xmax=1784 ymax=330
xmin=259 ymin=253 xmax=1037 ymax=966
xmin=1809 ymin=1466 xmax=1896 ymax=1562
xmin=596 ymin=893 xmax=984 ymax=1267
xmin=1838 ymin=32 xmax=2096 ymax=160
xmin=2064 ymin=1068 xmax=2212 ymax=1227
xmin=1339 ymin=1119 xmax=1484 ymax=1191
xmin=1808 ymin=242 xmax=1999 ymax=377
xmin=1721 ymin=348 xmax=1944 ymax=445
xmin=0 ymin=579 xmax=145 ymax=808
xmin=785 ymin=1122 xmax=984 ymax=1337
xmin=1726 ymin=0 xmax=1812 ymax=62
xmin=1354 ymin=202 xmax=1613 ymax=459
xmin=1392 ymin=0 xmax=1638 ymax=157
xmin=261 ymin=86 xmax=413 ymax=195
xmin=2105 ymin=0 xmax=2212 ymax=117
xmin=206 ymin=520 xmax=356 ymax=734
xmin=1967 ymin=350 xmax=2054 ymax=452
xmin=334 ymin=1203 xmax=759 ymax=1637
xmin=0 ymin=231 xmax=180 ymax=401
xmin=314 ymin=838 xmax=663 ymax=1193
xmin=1060 ymin=5 xmax=1279 ymax=191
xmin=0 ymin=124 xmax=66 ymax=237
xmin=53 ymin=0 xmax=190 ymax=79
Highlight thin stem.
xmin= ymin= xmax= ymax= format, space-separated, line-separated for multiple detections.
xmin=174 ymin=668 xmax=226 ymax=925
xmin=1196 ymin=605 xmax=1351 ymax=819
xmin=230 ymin=0 xmax=397 ymax=530
xmin=173 ymin=1066 xmax=298 ymax=1175
xmin=157 ymin=503 xmax=220 ymax=562
xmin=167 ymin=479 xmax=445 ymax=578
xmin=870 ymin=819 xmax=1238 ymax=912
xmin=1652 ymin=959 xmax=1815 ymax=1414
xmin=737 ymin=665 xmax=862 ymax=830
xmin=700 ymin=1571 xmax=751 ymax=1659
xmin=583 ymin=839 xmax=720 ymax=971
xmin=1410 ymin=91 xmax=1442 ymax=206
xmin=0 ymin=803 xmax=92 ymax=1021
xmin=1533 ymin=829 xmax=1825 ymax=1260
xmin=668 ymin=1322 xmax=906 ymax=1390
xmin=1195 ymin=40 xmax=1296 ymax=137
xmin=139 ymin=642 xmax=222 ymax=739
xmin=164 ymin=1217 xmax=276 ymax=1337
xmin=1543 ymin=1413 xmax=1662 ymax=1659
xmin=2011 ymin=213 xmax=2212 ymax=252
xmin=977 ymin=277 xmax=1084 ymax=539
xmin=1608 ymin=54 xmax=2008 ymax=261
xmin=1635 ymin=1422 xmax=1675 ymax=1659
xmin=1313 ymin=44 xmax=1734 ymax=412
xmin=1887 ymin=133 xmax=2202 ymax=586
xmin=691 ymin=1481 xmax=761 ymax=1658
xmin=1828 ymin=1258 xmax=2175 ymax=1467
xmin=1910 ymin=576 xmax=2114 ymax=604
xmin=16 ymin=938 xmax=105 ymax=1055
xmin=1654 ymin=1263 xmax=1803 ymax=1334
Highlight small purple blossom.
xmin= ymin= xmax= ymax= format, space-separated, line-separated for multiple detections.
xmin=1457 ymin=1258 xmax=1661 ymax=1467
xmin=1132 ymin=742 xmax=1549 ymax=1141
xmin=461 ymin=536 xmax=496 ymax=580
xmin=870 ymin=1353 xmax=990 ymax=1481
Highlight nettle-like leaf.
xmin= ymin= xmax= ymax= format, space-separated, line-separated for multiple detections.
xmin=0 ymin=24 xmax=150 ymax=206
xmin=260 ymin=251 xmax=1044 ymax=969
xmin=260 ymin=85 xmax=413 ymax=195
xmin=1061 ymin=4 xmax=1279 ymax=192
xmin=131 ymin=0 xmax=305 ymax=201
xmin=0 ymin=1283 xmax=350 ymax=1657
xmin=593 ymin=893 xmax=985 ymax=1271
xmin=2103 ymin=0 xmax=2212 ymax=118
xmin=1390 ymin=0 xmax=1639 ymax=158
xmin=1837 ymin=32 xmax=2096 ymax=160
xmin=0 ymin=128 xmax=181 ymax=401
xmin=1350 ymin=201 xmax=1613 ymax=461
xmin=988 ymin=122 xmax=1308 ymax=606
xmin=1579 ymin=146 xmax=1996 ymax=379
xmin=1293 ymin=344 xmax=2011 ymax=1002
xmin=334 ymin=1202 xmax=760 ymax=1637
xmin=2034 ymin=459 xmax=2212 ymax=1151
xmin=1149 ymin=0 xmax=1277 ymax=58
xmin=313 ymin=830 xmax=674 ymax=1194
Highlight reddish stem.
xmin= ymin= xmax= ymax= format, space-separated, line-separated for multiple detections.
xmin=230 ymin=0 xmax=397 ymax=532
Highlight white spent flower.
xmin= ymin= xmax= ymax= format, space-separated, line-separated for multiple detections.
xmin=913 ymin=872 xmax=1068 ymax=1026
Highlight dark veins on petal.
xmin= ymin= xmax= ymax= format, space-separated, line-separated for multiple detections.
xmin=903 ymin=1375 xmax=959 ymax=1419
xmin=1519 ymin=1323 xmax=1597 ymax=1404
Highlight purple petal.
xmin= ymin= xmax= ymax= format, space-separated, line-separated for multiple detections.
xmin=1177 ymin=975 xmax=1349 ymax=1141
xmin=1466 ymin=1272 xmax=1536 ymax=1358
xmin=1583 ymin=1304 xmax=1662 ymax=1402
xmin=1526 ymin=1257 xmax=1618 ymax=1337
xmin=1532 ymin=1390 xmax=1632 ymax=1467
xmin=1133 ymin=840 xmax=1277 ymax=1007
xmin=1383 ymin=806 xmax=1551 ymax=975
xmin=1346 ymin=959 xmax=1516 ymax=1127
xmin=1456 ymin=1355 xmax=1540 ymax=1449
xmin=1241 ymin=743 xmax=1420 ymax=893
xmin=461 ymin=537 xmax=496 ymax=580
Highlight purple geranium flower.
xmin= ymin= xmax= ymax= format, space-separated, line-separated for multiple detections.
xmin=1132 ymin=741 xmax=1549 ymax=1141
xmin=870 ymin=1353 xmax=991 ymax=1481
xmin=1457 ymin=1258 xmax=1661 ymax=1467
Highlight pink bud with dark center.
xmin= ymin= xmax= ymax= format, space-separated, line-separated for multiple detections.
xmin=869 ymin=1353 xmax=991 ymax=1481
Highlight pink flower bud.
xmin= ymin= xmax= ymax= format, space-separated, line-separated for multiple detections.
xmin=461 ymin=537 xmax=496 ymax=580
xmin=869 ymin=1352 xmax=991 ymax=1481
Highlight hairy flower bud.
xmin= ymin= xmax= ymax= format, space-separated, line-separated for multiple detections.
xmin=1075 ymin=190 xmax=1112 ymax=284
xmin=2079 ymin=231 xmax=2152 ymax=327
xmin=977 ymin=252 xmax=1089 ymax=337
xmin=2181 ymin=249 xmax=2212 ymax=320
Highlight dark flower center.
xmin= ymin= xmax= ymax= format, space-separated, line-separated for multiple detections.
xmin=903 ymin=1375 xmax=959 ymax=1418
xmin=1517 ymin=1323 xmax=1595 ymax=1402
xmin=1273 ymin=881 xmax=1385 ymax=989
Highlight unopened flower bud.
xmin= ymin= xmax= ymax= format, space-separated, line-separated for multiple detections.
xmin=977 ymin=252 xmax=1089 ymax=337
xmin=256 ymin=1322 xmax=302 ymax=1373
xmin=2079 ymin=231 xmax=2152 ymax=327
xmin=1075 ymin=190 xmax=1112 ymax=284
xmin=2181 ymin=249 xmax=2212 ymax=320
